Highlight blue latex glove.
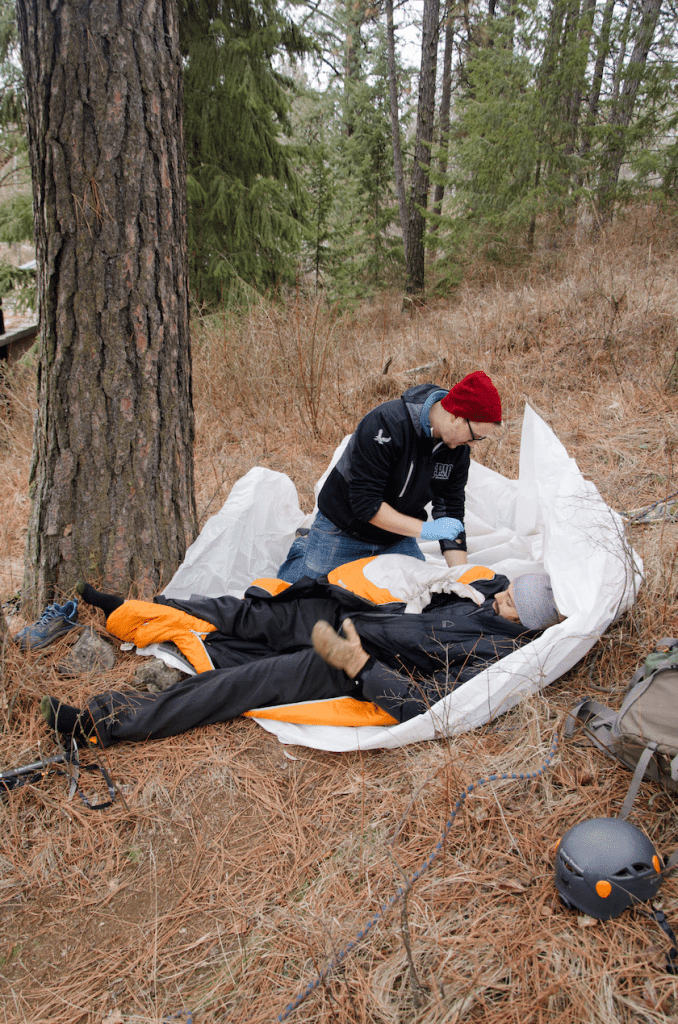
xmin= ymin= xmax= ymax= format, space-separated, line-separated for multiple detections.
xmin=420 ymin=517 xmax=464 ymax=542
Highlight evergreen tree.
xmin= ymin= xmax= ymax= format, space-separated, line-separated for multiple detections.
xmin=0 ymin=0 xmax=34 ymax=308
xmin=292 ymin=0 xmax=409 ymax=301
xmin=435 ymin=4 xmax=545 ymax=262
xmin=0 ymin=0 xmax=24 ymax=125
xmin=385 ymin=0 xmax=410 ymax=259
xmin=595 ymin=0 xmax=665 ymax=215
xmin=404 ymin=0 xmax=439 ymax=295
xmin=430 ymin=4 xmax=456 ymax=239
xmin=328 ymin=25 xmax=404 ymax=298
xmin=179 ymin=0 xmax=314 ymax=306
xmin=431 ymin=0 xmax=676 ymax=272
xmin=295 ymin=90 xmax=336 ymax=291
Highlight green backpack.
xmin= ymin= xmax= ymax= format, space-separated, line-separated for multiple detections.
xmin=567 ymin=639 xmax=678 ymax=819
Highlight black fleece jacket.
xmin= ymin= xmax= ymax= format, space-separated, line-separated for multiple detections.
xmin=317 ymin=383 xmax=470 ymax=551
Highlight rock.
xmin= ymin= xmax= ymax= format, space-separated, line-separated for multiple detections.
xmin=57 ymin=626 xmax=117 ymax=675
xmin=133 ymin=658 xmax=185 ymax=693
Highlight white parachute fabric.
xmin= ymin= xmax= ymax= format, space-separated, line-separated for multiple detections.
xmin=163 ymin=437 xmax=355 ymax=601
xmin=164 ymin=406 xmax=641 ymax=751
xmin=163 ymin=467 xmax=307 ymax=600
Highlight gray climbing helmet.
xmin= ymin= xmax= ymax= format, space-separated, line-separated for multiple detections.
xmin=555 ymin=817 xmax=662 ymax=920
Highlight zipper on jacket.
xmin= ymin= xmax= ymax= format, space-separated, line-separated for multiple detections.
xmin=191 ymin=630 xmax=215 ymax=672
xmin=399 ymin=461 xmax=414 ymax=498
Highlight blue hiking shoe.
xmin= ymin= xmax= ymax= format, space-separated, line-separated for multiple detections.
xmin=14 ymin=600 xmax=80 ymax=651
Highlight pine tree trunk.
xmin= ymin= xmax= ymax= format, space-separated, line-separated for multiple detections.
xmin=527 ymin=159 xmax=541 ymax=249
xmin=406 ymin=0 xmax=440 ymax=297
xmin=579 ymin=0 xmax=616 ymax=166
xmin=431 ymin=7 xmax=455 ymax=235
xmin=562 ymin=0 xmax=597 ymax=159
xmin=457 ymin=0 xmax=473 ymax=90
xmin=529 ymin=0 xmax=567 ymax=244
xmin=597 ymin=0 xmax=662 ymax=218
xmin=385 ymin=0 xmax=410 ymax=260
xmin=344 ymin=0 xmax=368 ymax=137
xmin=17 ymin=0 xmax=196 ymax=611
xmin=610 ymin=0 xmax=636 ymax=105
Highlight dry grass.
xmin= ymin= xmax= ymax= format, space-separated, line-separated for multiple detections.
xmin=1 ymin=206 xmax=678 ymax=1023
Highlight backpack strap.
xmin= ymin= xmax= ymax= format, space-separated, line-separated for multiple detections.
xmin=619 ymin=742 xmax=658 ymax=819
xmin=567 ymin=701 xmax=661 ymax=820
xmin=624 ymin=638 xmax=678 ymax=692
xmin=626 ymin=663 xmax=647 ymax=690
xmin=640 ymin=907 xmax=678 ymax=975
xmin=565 ymin=699 xmax=618 ymax=754
xmin=569 ymin=644 xmax=678 ymax=815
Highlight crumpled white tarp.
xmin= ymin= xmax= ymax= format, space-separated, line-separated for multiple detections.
xmin=164 ymin=466 xmax=308 ymax=600
xmin=163 ymin=405 xmax=641 ymax=751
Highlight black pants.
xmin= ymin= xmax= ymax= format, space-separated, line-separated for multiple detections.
xmin=88 ymin=648 xmax=363 ymax=745
xmin=85 ymin=591 xmax=460 ymax=746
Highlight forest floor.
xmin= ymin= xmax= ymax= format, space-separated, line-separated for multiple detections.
xmin=1 ymin=206 xmax=678 ymax=1024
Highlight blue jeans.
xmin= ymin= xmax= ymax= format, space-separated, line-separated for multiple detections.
xmin=277 ymin=512 xmax=425 ymax=584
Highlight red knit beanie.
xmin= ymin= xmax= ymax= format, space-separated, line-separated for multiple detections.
xmin=440 ymin=371 xmax=502 ymax=423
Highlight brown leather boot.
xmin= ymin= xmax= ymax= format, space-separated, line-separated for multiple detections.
xmin=311 ymin=618 xmax=369 ymax=679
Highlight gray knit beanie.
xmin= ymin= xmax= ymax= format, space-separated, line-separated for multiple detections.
xmin=512 ymin=573 xmax=560 ymax=630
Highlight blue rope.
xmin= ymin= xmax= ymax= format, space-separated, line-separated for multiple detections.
xmin=275 ymin=729 xmax=559 ymax=1022
xmin=622 ymin=489 xmax=678 ymax=523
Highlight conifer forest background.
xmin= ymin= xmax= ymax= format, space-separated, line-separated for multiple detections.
xmin=1 ymin=1 xmax=678 ymax=1023
xmin=0 ymin=0 xmax=677 ymax=308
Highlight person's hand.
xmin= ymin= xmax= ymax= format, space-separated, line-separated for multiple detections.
xmin=420 ymin=517 xmax=464 ymax=541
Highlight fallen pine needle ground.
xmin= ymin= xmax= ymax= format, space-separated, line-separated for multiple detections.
xmin=1 ymin=206 xmax=677 ymax=1024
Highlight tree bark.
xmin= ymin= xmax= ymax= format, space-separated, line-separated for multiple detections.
xmin=406 ymin=0 xmax=440 ymax=296
xmin=344 ymin=0 xmax=369 ymax=137
xmin=385 ymin=0 xmax=410 ymax=260
xmin=597 ymin=0 xmax=662 ymax=216
xmin=431 ymin=5 xmax=455 ymax=233
xmin=527 ymin=0 xmax=566 ymax=246
xmin=17 ymin=0 xmax=196 ymax=611
xmin=562 ymin=0 xmax=597 ymax=158
xmin=610 ymin=0 xmax=636 ymax=106
xmin=579 ymin=0 xmax=616 ymax=165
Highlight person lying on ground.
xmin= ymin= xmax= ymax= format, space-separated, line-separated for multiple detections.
xmin=39 ymin=562 xmax=561 ymax=748
xmin=277 ymin=370 xmax=502 ymax=584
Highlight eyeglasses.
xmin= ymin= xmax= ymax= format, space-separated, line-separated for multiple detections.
xmin=466 ymin=420 xmax=487 ymax=442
